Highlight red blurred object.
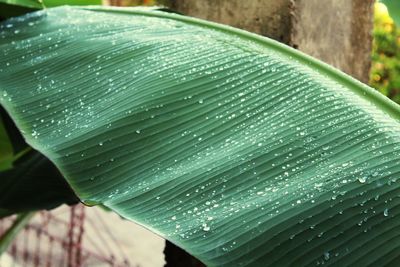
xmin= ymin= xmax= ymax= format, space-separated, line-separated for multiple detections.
xmin=0 ymin=204 xmax=134 ymax=267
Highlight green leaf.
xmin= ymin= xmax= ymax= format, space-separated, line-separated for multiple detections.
xmin=0 ymin=150 xmax=79 ymax=213
xmin=42 ymin=0 xmax=102 ymax=8
xmin=0 ymin=116 xmax=13 ymax=171
xmin=0 ymin=209 xmax=13 ymax=218
xmin=382 ymin=0 xmax=400 ymax=27
xmin=0 ymin=0 xmax=42 ymax=19
xmin=1 ymin=6 xmax=400 ymax=266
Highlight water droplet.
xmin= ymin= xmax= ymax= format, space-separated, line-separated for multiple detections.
xmin=358 ymin=177 xmax=367 ymax=183
xmin=324 ymin=252 xmax=330 ymax=261
xmin=202 ymin=224 xmax=210 ymax=232
xmin=384 ymin=208 xmax=389 ymax=217
xmin=136 ymin=130 xmax=141 ymax=134
xmin=99 ymin=142 xmax=103 ymax=146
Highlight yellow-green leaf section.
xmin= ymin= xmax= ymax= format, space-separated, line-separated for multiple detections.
xmin=1 ymin=6 xmax=400 ymax=267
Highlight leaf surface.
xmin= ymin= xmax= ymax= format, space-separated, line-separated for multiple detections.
xmin=1 ymin=6 xmax=400 ymax=266
xmin=42 ymin=0 xmax=101 ymax=7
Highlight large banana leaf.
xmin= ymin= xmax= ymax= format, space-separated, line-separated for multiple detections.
xmin=1 ymin=6 xmax=400 ymax=266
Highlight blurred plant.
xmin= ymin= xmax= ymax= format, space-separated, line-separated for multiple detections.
xmin=106 ymin=0 xmax=155 ymax=6
xmin=382 ymin=0 xmax=400 ymax=27
xmin=370 ymin=2 xmax=400 ymax=103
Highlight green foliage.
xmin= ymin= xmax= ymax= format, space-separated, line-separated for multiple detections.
xmin=0 ymin=0 xmax=101 ymax=19
xmin=0 ymin=0 xmax=42 ymax=19
xmin=370 ymin=2 xmax=400 ymax=103
xmin=1 ymin=6 xmax=400 ymax=266
xmin=43 ymin=0 xmax=102 ymax=7
xmin=382 ymin=0 xmax=400 ymax=27
xmin=0 ymin=116 xmax=13 ymax=171
xmin=0 ymin=151 xmax=78 ymax=216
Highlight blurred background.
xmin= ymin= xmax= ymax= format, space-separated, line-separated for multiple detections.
xmin=371 ymin=1 xmax=400 ymax=103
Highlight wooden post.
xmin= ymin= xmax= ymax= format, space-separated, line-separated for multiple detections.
xmin=290 ymin=0 xmax=374 ymax=83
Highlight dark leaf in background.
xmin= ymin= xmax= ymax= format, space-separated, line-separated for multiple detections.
xmin=0 ymin=150 xmax=79 ymax=217
xmin=0 ymin=0 xmax=42 ymax=19
xmin=0 ymin=106 xmax=28 ymax=155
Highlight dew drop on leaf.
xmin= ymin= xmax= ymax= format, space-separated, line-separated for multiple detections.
xmin=358 ymin=177 xmax=367 ymax=183
xmin=324 ymin=252 xmax=330 ymax=261
xmin=202 ymin=224 xmax=210 ymax=232
xmin=384 ymin=208 xmax=389 ymax=217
